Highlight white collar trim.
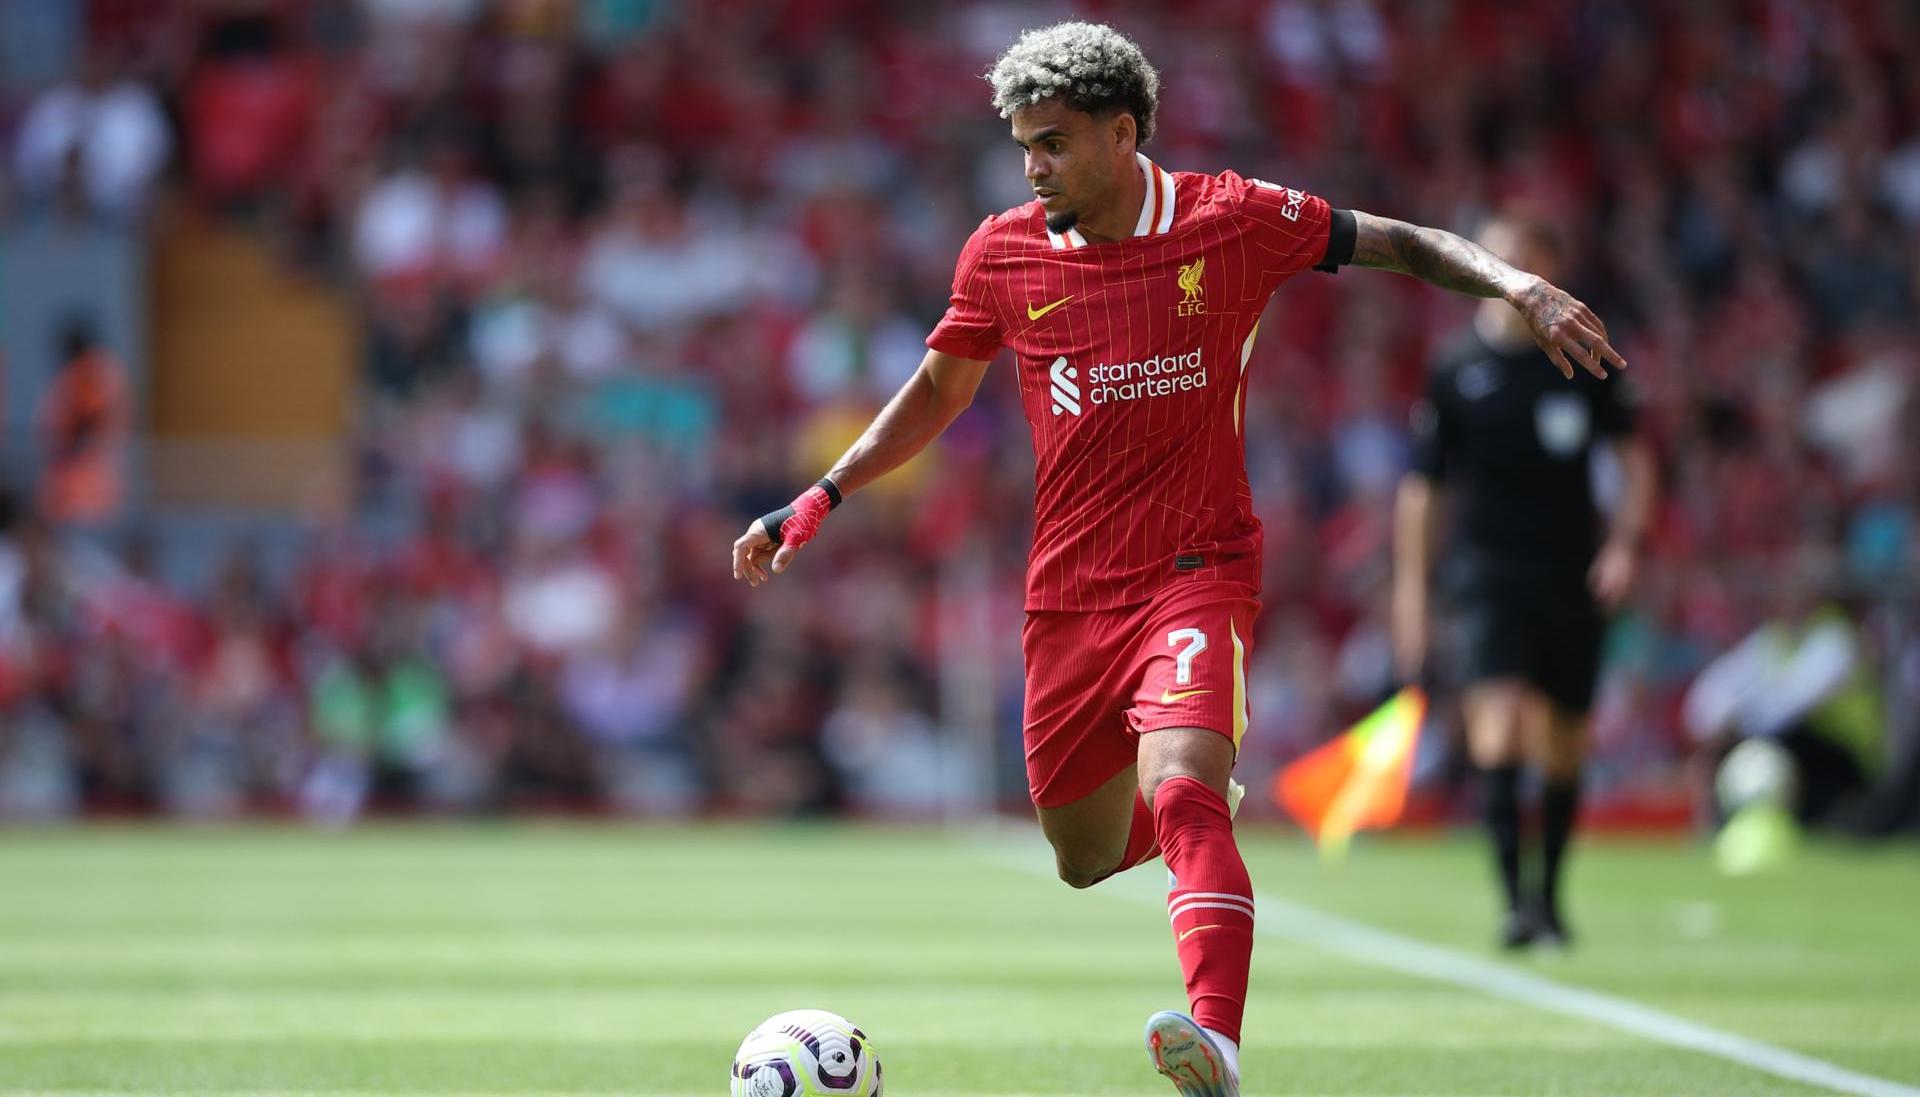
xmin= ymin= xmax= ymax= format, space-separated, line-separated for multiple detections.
xmin=1045 ymin=153 xmax=1177 ymax=250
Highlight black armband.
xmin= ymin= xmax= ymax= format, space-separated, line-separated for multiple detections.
xmin=814 ymin=477 xmax=843 ymax=509
xmin=1314 ymin=208 xmax=1357 ymax=273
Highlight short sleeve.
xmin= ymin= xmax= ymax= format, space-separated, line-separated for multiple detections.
xmin=1409 ymin=371 xmax=1454 ymax=481
xmin=1228 ymin=172 xmax=1334 ymax=281
xmin=1591 ymin=373 xmax=1636 ymax=438
xmin=925 ymin=219 xmax=1003 ymax=362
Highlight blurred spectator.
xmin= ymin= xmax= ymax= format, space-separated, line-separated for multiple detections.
xmin=1683 ymin=553 xmax=1884 ymax=825
xmin=822 ymin=663 xmax=971 ymax=818
xmin=183 ymin=8 xmax=316 ymax=210
xmin=353 ymin=137 xmax=507 ymax=291
xmin=557 ymin=600 xmax=704 ymax=815
xmin=784 ymin=272 xmax=927 ymax=407
xmin=0 ymin=509 xmax=80 ymax=819
xmin=36 ymin=320 xmax=129 ymax=528
xmin=11 ymin=45 xmax=168 ymax=222
xmin=300 ymin=623 xmax=455 ymax=825
xmin=502 ymin=539 xmax=618 ymax=657
xmin=174 ymin=549 xmax=295 ymax=816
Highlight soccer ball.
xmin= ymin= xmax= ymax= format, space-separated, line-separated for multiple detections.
xmin=1715 ymin=737 xmax=1799 ymax=814
xmin=730 ymin=1009 xmax=883 ymax=1096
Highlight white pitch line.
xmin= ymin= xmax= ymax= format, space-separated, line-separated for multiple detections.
xmin=978 ymin=837 xmax=1920 ymax=1097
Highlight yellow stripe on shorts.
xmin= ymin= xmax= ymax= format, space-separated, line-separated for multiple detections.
xmin=1230 ymin=618 xmax=1248 ymax=749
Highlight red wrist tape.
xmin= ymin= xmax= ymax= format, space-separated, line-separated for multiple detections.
xmin=758 ymin=478 xmax=842 ymax=548
xmin=778 ymin=485 xmax=833 ymax=548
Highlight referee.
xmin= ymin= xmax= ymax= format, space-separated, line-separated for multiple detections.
xmin=1392 ymin=212 xmax=1656 ymax=950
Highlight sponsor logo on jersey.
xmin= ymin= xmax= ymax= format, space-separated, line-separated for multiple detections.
xmin=1089 ymin=347 xmax=1205 ymax=407
xmin=1251 ymin=178 xmax=1308 ymax=221
xmin=1049 ymin=356 xmax=1081 ymax=417
xmin=1049 ymin=347 xmax=1207 ymax=415
xmin=1176 ymin=258 xmax=1206 ymax=317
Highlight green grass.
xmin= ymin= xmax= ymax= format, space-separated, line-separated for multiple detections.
xmin=0 ymin=823 xmax=1916 ymax=1095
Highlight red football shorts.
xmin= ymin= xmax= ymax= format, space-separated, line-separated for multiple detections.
xmin=1020 ymin=579 xmax=1259 ymax=808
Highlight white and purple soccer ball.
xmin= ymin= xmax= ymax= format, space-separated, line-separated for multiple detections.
xmin=730 ymin=1009 xmax=883 ymax=1097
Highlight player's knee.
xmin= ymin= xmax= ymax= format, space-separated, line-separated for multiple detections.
xmin=1138 ymin=730 xmax=1234 ymax=807
xmin=1468 ymin=732 xmax=1522 ymax=769
xmin=1466 ymin=689 xmax=1528 ymax=766
xmin=1056 ymin=865 xmax=1103 ymax=889
xmin=1053 ymin=848 xmax=1110 ymax=889
xmin=1138 ymin=767 xmax=1191 ymax=807
xmin=1542 ymin=740 xmax=1585 ymax=782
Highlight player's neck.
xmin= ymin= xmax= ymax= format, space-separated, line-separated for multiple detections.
xmin=1074 ymin=154 xmax=1150 ymax=244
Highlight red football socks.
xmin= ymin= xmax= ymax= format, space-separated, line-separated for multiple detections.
xmin=1154 ymin=775 xmax=1254 ymax=1045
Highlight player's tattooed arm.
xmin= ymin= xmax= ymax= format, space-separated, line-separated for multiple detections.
xmin=1347 ymin=211 xmax=1625 ymax=380
xmin=1347 ymin=212 xmax=1521 ymax=297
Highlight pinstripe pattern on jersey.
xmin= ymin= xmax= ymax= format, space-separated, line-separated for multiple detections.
xmin=927 ymin=163 xmax=1333 ymax=611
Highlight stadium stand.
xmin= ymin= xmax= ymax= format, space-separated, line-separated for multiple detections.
xmin=0 ymin=0 xmax=1914 ymax=826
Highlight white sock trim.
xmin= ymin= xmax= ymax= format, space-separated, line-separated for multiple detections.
xmin=1203 ymin=1028 xmax=1240 ymax=1082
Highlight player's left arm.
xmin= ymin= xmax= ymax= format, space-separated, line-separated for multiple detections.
xmin=1344 ymin=211 xmax=1626 ymax=381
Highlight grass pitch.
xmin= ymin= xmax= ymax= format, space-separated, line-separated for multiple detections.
xmin=0 ymin=823 xmax=1916 ymax=1096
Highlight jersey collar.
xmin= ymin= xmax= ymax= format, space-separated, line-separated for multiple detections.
xmin=1046 ymin=153 xmax=1179 ymax=250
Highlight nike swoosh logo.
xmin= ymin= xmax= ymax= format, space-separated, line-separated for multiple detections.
xmin=1026 ymin=295 xmax=1074 ymax=320
xmin=1177 ymin=923 xmax=1223 ymax=942
xmin=1160 ymin=688 xmax=1213 ymax=704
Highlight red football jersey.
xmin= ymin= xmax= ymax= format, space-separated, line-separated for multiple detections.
xmin=928 ymin=154 xmax=1333 ymax=611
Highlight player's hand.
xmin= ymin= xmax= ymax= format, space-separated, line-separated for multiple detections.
xmin=1509 ymin=276 xmax=1627 ymax=381
xmin=732 ymin=480 xmax=839 ymax=587
xmin=1589 ymin=539 xmax=1639 ymax=610
xmin=731 ymin=519 xmax=802 ymax=587
xmin=1391 ymin=583 xmax=1429 ymax=682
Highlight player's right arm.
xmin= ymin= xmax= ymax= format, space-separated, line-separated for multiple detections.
xmin=730 ymin=349 xmax=990 ymax=587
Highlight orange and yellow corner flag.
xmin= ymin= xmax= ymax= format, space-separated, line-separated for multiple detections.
xmin=1273 ymin=686 xmax=1427 ymax=860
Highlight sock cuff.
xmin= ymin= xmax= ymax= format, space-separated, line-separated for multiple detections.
xmin=1203 ymin=1028 xmax=1242 ymax=1080
xmin=1153 ymin=775 xmax=1228 ymax=809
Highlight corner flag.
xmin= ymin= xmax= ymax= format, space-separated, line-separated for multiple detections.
xmin=1273 ymin=686 xmax=1427 ymax=859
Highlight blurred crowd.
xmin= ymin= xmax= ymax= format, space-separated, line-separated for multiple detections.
xmin=1 ymin=0 xmax=1916 ymax=826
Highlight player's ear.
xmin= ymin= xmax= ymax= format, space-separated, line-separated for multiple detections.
xmin=1109 ymin=109 xmax=1136 ymax=156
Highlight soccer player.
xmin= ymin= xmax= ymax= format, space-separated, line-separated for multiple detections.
xmin=1392 ymin=213 xmax=1656 ymax=951
xmin=732 ymin=23 xmax=1624 ymax=1096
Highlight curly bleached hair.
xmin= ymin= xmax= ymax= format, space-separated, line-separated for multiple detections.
xmin=987 ymin=22 xmax=1160 ymax=145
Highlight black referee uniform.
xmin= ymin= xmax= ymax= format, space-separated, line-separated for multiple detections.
xmin=1412 ymin=330 xmax=1633 ymax=713
xmin=1408 ymin=325 xmax=1635 ymax=948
